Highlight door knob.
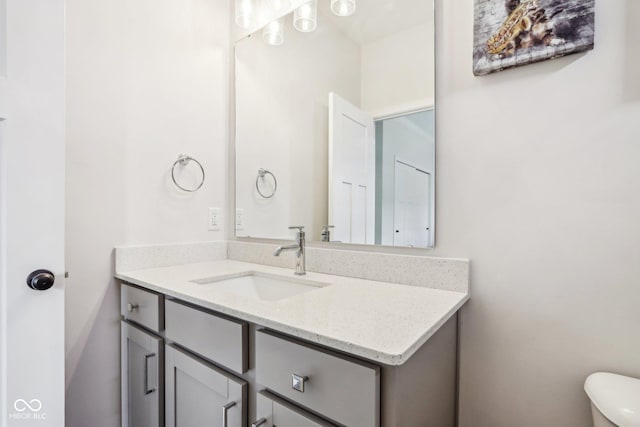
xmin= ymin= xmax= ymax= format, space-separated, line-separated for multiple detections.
xmin=26 ymin=269 xmax=55 ymax=291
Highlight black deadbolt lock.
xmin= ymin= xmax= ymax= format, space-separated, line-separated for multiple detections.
xmin=26 ymin=269 xmax=55 ymax=291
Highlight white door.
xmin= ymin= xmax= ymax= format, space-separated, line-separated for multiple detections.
xmin=0 ymin=0 xmax=66 ymax=425
xmin=328 ymin=93 xmax=375 ymax=244
xmin=393 ymin=160 xmax=431 ymax=248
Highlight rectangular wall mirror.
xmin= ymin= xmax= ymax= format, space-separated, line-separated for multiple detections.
xmin=234 ymin=0 xmax=435 ymax=248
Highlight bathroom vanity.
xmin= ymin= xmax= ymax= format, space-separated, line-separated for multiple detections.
xmin=115 ymin=2 xmax=449 ymax=422
xmin=116 ymin=253 xmax=468 ymax=427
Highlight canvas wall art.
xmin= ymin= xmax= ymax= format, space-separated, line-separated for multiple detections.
xmin=473 ymin=0 xmax=595 ymax=76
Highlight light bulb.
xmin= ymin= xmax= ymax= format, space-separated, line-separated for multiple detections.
xmin=294 ymin=0 xmax=317 ymax=33
xmin=263 ymin=18 xmax=285 ymax=46
xmin=235 ymin=0 xmax=254 ymax=29
xmin=330 ymin=0 xmax=356 ymax=17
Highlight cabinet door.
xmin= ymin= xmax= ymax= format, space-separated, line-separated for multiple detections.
xmin=121 ymin=321 xmax=164 ymax=427
xmin=165 ymin=344 xmax=247 ymax=427
xmin=254 ymin=391 xmax=336 ymax=427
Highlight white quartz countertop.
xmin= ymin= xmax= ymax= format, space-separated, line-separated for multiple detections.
xmin=116 ymin=260 xmax=469 ymax=366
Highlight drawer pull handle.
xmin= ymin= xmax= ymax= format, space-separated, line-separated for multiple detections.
xmin=144 ymin=353 xmax=156 ymax=395
xmin=222 ymin=401 xmax=236 ymax=427
xmin=251 ymin=417 xmax=267 ymax=427
xmin=127 ymin=303 xmax=139 ymax=312
xmin=292 ymin=373 xmax=309 ymax=393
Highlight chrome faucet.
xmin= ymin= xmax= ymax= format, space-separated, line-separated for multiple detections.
xmin=274 ymin=226 xmax=306 ymax=275
xmin=320 ymin=225 xmax=335 ymax=242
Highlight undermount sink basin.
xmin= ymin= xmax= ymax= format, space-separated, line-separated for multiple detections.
xmin=191 ymin=271 xmax=328 ymax=302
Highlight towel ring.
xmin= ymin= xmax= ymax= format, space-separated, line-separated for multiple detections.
xmin=171 ymin=155 xmax=205 ymax=192
xmin=256 ymin=168 xmax=277 ymax=199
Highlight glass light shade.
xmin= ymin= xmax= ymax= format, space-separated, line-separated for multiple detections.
xmin=293 ymin=0 xmax=317 ymax=33
xmin=267 ymin=0 xmax=291 ymax=12
xmin=263 ymin=18 xmax=285 ymax=46
xmin=235 ymin=0 xmax=254 ymax=29
xmin=330 ymin=0 xmax=356 ymax=16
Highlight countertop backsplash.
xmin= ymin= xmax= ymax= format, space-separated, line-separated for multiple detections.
xmin=115 ymin=240 xmax=469 ymax=294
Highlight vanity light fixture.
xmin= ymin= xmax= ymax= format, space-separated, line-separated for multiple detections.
xmin=293 ymin=0 xmax=317 ymax=33
xmin=235 ymin=0 xmax=255 ymax=29
xmin=330 ymin=0 xmax=356 ymax=17
xmin=263 ymin=17 xmax=285 ymax=46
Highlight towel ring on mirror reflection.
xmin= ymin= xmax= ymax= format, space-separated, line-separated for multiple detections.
xmin=256 ymin=168 xmax=277 ymax=199
xmin=171 ymin=154 xmax=205 ymax=192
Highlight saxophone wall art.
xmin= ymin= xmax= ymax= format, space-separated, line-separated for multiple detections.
xmin=473 ymin=0 xmax=595 ymax=76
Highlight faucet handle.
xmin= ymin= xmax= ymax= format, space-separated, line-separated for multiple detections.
xmin=288 ymin=226 xmax=305 ymax=239
xmin=321 ymin=225 xmax=334 ymax=231
xmin=288 ymin=226 xmax=305 ymax=235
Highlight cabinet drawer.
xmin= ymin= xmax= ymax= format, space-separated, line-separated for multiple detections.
xmin=254 ymin=390 xmax=336 ymax=427
xmin=256 ymin=330 xmax=380 ymax=427
xmin=165 ymin=299 xmax=248 ymax=374
xmin=165 ymin=344 xmax=247 ymax=427
xmin=121 ymin=283 xmax=164 ymax=332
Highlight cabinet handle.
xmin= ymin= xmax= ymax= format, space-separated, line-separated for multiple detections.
xmin=291 ymin=373 xmax=309 ymax=393
xmin=127 ymin=303 xmax=139 ymax=312
xmin=222 ymin=401 xmax=236 ymax=427
xmin=144 ymin=353 xmax=156 ymax=395
xmin=251 ymin=417 xmax=267 ymax=427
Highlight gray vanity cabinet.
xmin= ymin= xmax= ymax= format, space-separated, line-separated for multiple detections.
xmin=254 ymin=391 xmax=336 ymax=427
xmin=120 ymin=281 xmax=459 ymax=427
xmin=165 ymin=344 xmax=247 ymax=427
xmin=121 ymin=321 xmax=164 ymax=427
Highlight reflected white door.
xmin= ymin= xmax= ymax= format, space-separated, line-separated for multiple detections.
xmin=0 ymin=0 xmax=65 ymax=425
xmin=393 ymin=160 xmax=431 ymax=247
xmin=328 ymin=93 xmax=375 ymax=244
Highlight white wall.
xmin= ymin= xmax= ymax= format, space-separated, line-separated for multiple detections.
xmin=361 ymin=22 xmax=435 ymax=117
xmin=430 ymin=0 xmax=640 ymax=425
xmin=235 ymin=17 xmax=360 ymax=240
xmin=65 ymin=0 xmax=229 ymax=425
xmin=0 ymin=0 xmax=5 ymax=77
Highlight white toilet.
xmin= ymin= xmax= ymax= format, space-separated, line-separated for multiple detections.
xmin=585 ymin=372 xmax=640 ymax=427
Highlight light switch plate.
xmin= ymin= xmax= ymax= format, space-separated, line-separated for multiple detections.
xmin=208 ymin=207 xmax=221 ymax=231
xmin=236 ymin=208 xmax=244 ymax=230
